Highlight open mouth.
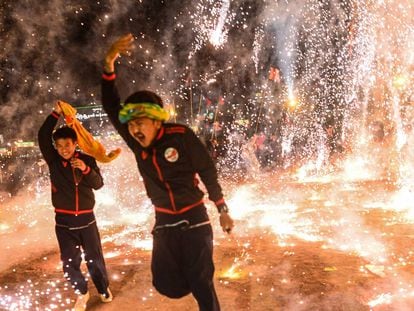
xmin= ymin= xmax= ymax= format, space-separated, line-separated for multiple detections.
xmin=134 ymin=133 xmax=145 ymax=141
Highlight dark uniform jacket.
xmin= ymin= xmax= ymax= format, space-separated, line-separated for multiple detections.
xmin=101 ymin=72 xmax=225 ymax=225
xmin=38 ymin=112 xmax=104 ymax=228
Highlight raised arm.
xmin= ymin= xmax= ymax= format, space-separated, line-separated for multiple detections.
xmin=101 ymin=34 xmax=138 ymax=149
xmin=38 ymin=102 xmax=61 ymax=164
xmin=104 ymin=33 xmax=134 ymax=74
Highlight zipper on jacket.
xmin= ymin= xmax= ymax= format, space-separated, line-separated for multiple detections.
xmin=72 ymin=168 xmax=80 ymax=216
xmin=152 ymin=149 xmax=176 ymax=211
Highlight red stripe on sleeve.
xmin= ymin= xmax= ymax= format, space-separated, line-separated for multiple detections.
xmin=214 ymin=198 xmax=225 ymax=206
xmin=102 ymin=73 xmax=116 ymax=81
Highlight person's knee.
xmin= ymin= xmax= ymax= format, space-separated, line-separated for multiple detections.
xmin=60 ymin=245 xmax=82 ymax=264
xmin=61 ymin=255 xmax=82 ymax=269
xmin=84 ymin=253 xmax=103 ymax=264
xmin=152 ymin=279 xmax=190 ymax=298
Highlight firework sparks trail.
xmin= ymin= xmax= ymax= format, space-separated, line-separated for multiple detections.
xmin=189 ymin=0 xmax=234 ymax=59
xmin=0 ymin=0 xmax=414 ymax=310
xmin=2 ymin=144 xmax=414 ymax=309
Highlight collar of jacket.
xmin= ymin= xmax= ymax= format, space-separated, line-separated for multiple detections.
xmin=60 ymin=151 xmax=80 ymax=166
xmin=143 ymin=126 xmax=165 ymax=150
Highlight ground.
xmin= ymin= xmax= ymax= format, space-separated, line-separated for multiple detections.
xmin=1 ymin=168 xmax=414 ymax=310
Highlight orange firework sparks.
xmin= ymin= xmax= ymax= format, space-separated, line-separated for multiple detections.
xmin=1 ymin=1 xmax=414 ymax=309
xmin=393 ymin=74 xmax=409 ymax=90
xmin=220 ymin=263 xmax=243 ymax=280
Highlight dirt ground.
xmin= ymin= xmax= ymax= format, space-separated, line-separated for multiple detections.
xmin=1 ymin=173 xmax=414 ymax=311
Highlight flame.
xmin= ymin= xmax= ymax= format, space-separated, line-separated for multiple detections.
xmin=0 ymin=223 xmax=10 ymax=232
xmin=393 ymin=74 xmax=409 ymax=90
xmin=104 ymin=251 xmax=122 ymax=258
xmin=287 ymin=94 xmax=299 ymax=110
xmin=220 ymin=262 xmax=243 ymax=279
xmin=368 ymin=293 xmax=393 ymax=307
xmin=368 ymin=290 xmax=414 ymax=307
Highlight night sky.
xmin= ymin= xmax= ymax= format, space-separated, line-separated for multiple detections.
xmin=0 ymin=0 xmax=352 ymax=142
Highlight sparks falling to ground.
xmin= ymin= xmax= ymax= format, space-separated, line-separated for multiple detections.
xmin=2 ymin=146 xmax=414 ymax=310
xmin=0 ymin=0 xmax=414 ymax=310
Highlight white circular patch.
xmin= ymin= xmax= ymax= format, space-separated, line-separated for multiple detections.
xmin=164 ymin=147 xmax=179 ymax=162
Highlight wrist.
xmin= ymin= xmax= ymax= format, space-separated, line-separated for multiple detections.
xmin=81 ymin=166 xmax=90 ymax=174
xmin=51 ymin=110 xmax=61 ymax=117
xmin=217 ymin=203 xmax=229 ymax=214
xmin=104 ymin=59 xmax=115 ymax=73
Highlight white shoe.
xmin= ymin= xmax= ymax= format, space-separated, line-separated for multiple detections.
xmin=100 ymin=288 xmax=113 ymax=303
xmin=74 ymin=292 xmax=90 ymax=311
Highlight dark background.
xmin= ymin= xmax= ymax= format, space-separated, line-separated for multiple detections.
xmin=0 ymin=0 xmax=352 ymax=142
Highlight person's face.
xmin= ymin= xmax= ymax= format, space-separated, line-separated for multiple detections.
xmin=55 ymin=138 xmax=77 ymax=160
xmin=128 ymin=117 xmax=162 ymax=147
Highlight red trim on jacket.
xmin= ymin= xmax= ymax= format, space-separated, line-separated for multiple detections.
xmin=152 ymin=149 xmax=164 ymax=181
xmin=214 ymin=198 xmax=225 ymax=206
xmin=165 ymin=183 xmax=176 ymax=211
xmin=155 ymin=199 xmax=204 ymax=215
xmin=72 ymin=167 xmax=83 ymax=214
xmin=51 ymin=111 xmax=60 ymax=119
xmin=155 ymin=127 xmax=165 ymax=141
xmin=165 ymin=127 xmax=186 ymax=134
xmin=102 ymin=72 xmax=116 ymax=81
xmin=54 ymin=208 xmax=93 ymax=215
xmin=152 ymin=149 xmax=177 ymax=211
